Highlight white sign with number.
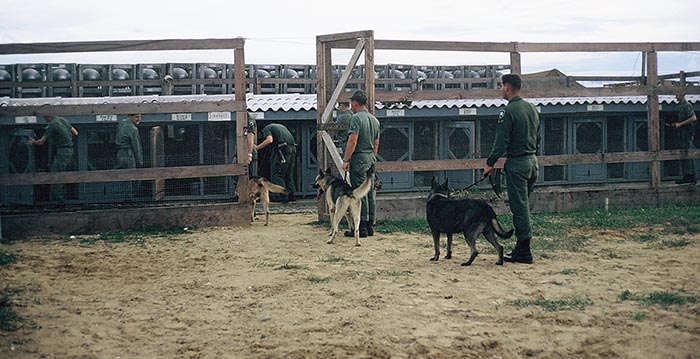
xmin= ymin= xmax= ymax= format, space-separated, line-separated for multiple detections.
xmin=459 ymin=108 xmax=477 ymax=116
xmin=386 ymin=109 xmax=405 ymax=117
xmin=250 ymin=112 xmax=264 ymax=120
xmin=96 ymin=115 xmax=118 ymax=122
xmin=172 ymin=113 xmax=192 ymax=121
xmin=208 ymin=112 xmax=231 ymax=121
xmin=587 ymin=104 xmax=604 ymax=112
xmin=15 ymin=116 xmax=37 ymax=124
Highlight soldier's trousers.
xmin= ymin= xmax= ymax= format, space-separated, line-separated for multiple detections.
xmin=680 ymin=131 xmax=695 ymax=175
xmin=349 ymin=153 xmax=376 ymax=222
xmin=49 ymin=147 xmax=73 ymax=203
xmin=116 ymin=148 xmax=137 ymax=198
xmin=270 ymin=146 xmax=296 ymax=193
xmin=505 ymin=155 xmax=538 ymax=241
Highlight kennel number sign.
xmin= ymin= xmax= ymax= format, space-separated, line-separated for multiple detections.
xmin=15 ymin=116 xmax=37 ymax=124
xmin=95 ymin=115 xmax=117 ymax=122
xmin=459 ymin=108 xmax=477 ymax=116
xmin=207 ymin=112 xmax=231 ymax=121
xmin=172 ymin=113 xmax=192 ymax=121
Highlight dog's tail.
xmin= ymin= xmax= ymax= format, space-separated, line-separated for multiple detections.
xmin=491 ymin=217 xmax=514 ymax=239
xmin=351 ymin=176 xmax=373 ymax=199
xmin=261 ymin=179 xmax=290 ymax=194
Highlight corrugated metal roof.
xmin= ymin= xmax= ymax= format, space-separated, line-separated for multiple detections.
xmin=1 ymin=94 xmax=698 ymax=112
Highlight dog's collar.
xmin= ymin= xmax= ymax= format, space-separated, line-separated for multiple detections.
xmin=427 ymin=192 xmax=449 ymax=202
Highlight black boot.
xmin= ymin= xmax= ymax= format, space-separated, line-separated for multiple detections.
xmin=366 ymin=220 xmax=374 ymax=236
xmin=504 ymin=239 xmax=533 ymax=264
xmin=345 ymin=220 xmax=369 ymax=238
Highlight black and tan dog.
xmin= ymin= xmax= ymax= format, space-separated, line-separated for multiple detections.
xmin=313 ymin=168 xmax=372 ymax=246
xmin=246 ymin=177 xmax=289 ymax=226
xmin=427 ymin=177 xmax=513 ymax=266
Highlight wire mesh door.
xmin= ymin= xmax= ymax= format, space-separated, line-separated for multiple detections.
xmin=377 ymin=123 xmax=412 ymax=190
xmin=630 ymin=119 xmax=650 ymax=180
xmin=443 ymin=121 xmax=475 ymax=189
xmin=572 ymin=119 xmax=605 ymax=182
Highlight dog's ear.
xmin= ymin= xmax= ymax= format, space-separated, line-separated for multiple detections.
xmin=318 ymin=169 xmax=324 ymax=176
xmin=431 ymin=176 xmax=437 ymax=188
xmin=443 ymin=178 xmax=449 ymax=189
xmin=325 ymin=167 xmax=332 ymax=174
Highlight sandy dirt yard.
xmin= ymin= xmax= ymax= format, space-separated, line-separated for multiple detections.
xmin=1 ymin=211 xmax=699 ymax=359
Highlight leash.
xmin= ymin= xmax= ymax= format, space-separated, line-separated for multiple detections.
xmin=461 ymin=169 xmax=504 ymax=200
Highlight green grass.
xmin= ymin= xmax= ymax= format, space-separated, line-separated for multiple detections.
xmin=0 ymin=249 xmax=17 ymax=268
xmin=560 ymin=268 xmax=581 ymax=276
xmin=0 ymin=287 xmax=23 ymax=331
xmin=376 ymin=218 xmax=429 ymax=234
xmin=630 ymin=233 xmax=657 ymax=243
xmin=661 ymin=239 xmax=691 ymax=248
xmin=384 ymin=249 xmax=400 ymax=255
xmin=58 ymin=228 xmax=189 ymax=246
xmin=619 ymin=290 xmax=699 ymax=309
xmin=510 ymin=296 xmax=593 ymax=312
xmin=630 ymin=312 xmax=647 ymax=321
xmin=318 ymin=256 xmax=350 ymax=264
xmin=306 ymin=276 xmax=330 ymax=283
xmin=274 ymin=263 xmax=309 ymax=271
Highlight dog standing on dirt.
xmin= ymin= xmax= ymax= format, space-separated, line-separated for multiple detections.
xmin=313 ymin=168 xmax=373 ymax=246
xmin=247 ymin=177 xmax=289 ymax=226
xmin=427 ymin=177 xmax=514 ymax=266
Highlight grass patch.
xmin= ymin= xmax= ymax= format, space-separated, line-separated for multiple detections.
xmin=630 ymin=312 xmax=647 ymax=321
xmin=274 ymin=263 xmax=309 ymax=271
xmin=306 ymin=276 xmax=330 ymax=283
xmin=630 ymin=233 xmax=657 ymax=243
xmin=510 ymin=296 xmax=593 ymax=312
xmin=0 ymin=249 xmax=17 ymax=268
xmin=549 ymin=280 xmax=564 ymax=286
xmin=661 ymin=239 xmax=691 ymax=248
xmin=384 ymin=249 xmax=400 ymax=255
xmin=376 ymin=270 xmax=413 ymax=277
xmin=560 ymin=268 xmax=580 ymax=276
xmin=0 ymin=287 xmax=23 ymax=331
xmin=376 ymin=218 xmax=429 ymax=234
xmin=619 ymin=290 xmax=699 ymax=309
xmin=318 ymin=256 xmax=350 ymax=264
xmin=59 ymin=228 xmax=189 ymax=246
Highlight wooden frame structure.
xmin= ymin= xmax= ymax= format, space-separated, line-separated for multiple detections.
xmin=0 ymin=38 xmax=252 ymax=225
xmin=316 ymin=30 xmax=700 ymax=215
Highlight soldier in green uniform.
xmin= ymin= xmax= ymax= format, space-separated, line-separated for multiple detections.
xmin=335 ymin=101 xmax=353 ymax=154
xmin=244 ymin=112 xmax=258 ymax=177
xmin=115 ymin=114 xmax=144 ymax=198
xmin=673 ymin=93 xmax=697 ymax=184
xmin=256 ymin=123 xmax=296 ymax=202
xmin=28 ymin=115 xmax=78 ymax=203
xmin=342 ymin=90 xmax=380 ymax=238
xmin=483 ymin=74 xmax=540 ymax=264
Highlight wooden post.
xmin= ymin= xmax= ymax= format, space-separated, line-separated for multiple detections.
xmin=316 ymin=38 xmax=331 ymax=220
xmin=510 ymin=49 xmax=521 ymax=75
xmin=365 ymin=31 xmax=375 ymax=115
xmin=234 ymin=44 xmax=250 ymax=211
xmin=647 ymin=51 xmax=661 ymax=190
xmin=150 ymin=126 xmax=164 ymax=201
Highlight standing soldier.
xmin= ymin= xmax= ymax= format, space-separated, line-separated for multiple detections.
xmin=482 ymin=74 xmax=540 ymax=264
xmin=115 ymin=114 xmax=143 ymax=198
xmin=342 ymin=90 xmax=380 ymax=238
xmin=673 ymin=92 xmax=697 ymax=184
xmin=335 ymin=101 xmax=353 ymax=154
xmin=256 ymin=123 xmax=297 ymax=202
xmin=28 ymin=115 xmax=78 ymax=203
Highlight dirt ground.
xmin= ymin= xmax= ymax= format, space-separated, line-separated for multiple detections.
xmin=1 ymin=211 xmax=699 ymax=359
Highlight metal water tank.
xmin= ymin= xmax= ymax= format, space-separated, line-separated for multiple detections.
xmin=202 ymin=67 xmax=218 ymax=79
xmin=428 ymin=70 xmax=454 ymax=79
xmin=142 ymin=68 xmax=159 ymax=79
xmin=171 ymin=67 xmax=189 ymax=79
xmin=82 ymin=68 xmax=101 ymax=81
xmin=22 ymin=68 xmax=43 ymax=81
xmin=52 ymin=68 xmax=71 ymax=81
xmin=112 ymin=68 xmax=130 ymax=80
xmin=0 ymin=69 xmax=12 ymax=81
xmin=255 ymin=69 xmax=271 ymax=78
xmin=380 ymin=69 xmax=406 ymax=79
xmin=453 ymin=70 xmax=479 ymax=78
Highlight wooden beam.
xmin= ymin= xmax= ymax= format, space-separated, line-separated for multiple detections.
xmin=656 ymin=86 xmax=700 ymax=96
xmin=0 ymin=100 xmax=246 ymax=117
xmin=374 ymin=150 xmax=700 ymax=173
xmin=510 ymin=51 xmax=522 ymax=75
xmin=659 ymin=70 xmax=700 ymax=80
xmin=373 ymin=40 xmax=515 ymax=52
xmin=0 ymin=38 xmax=245 ymax=55
xmin=320 ymin=38 xmax=366 ymax=124
xmin=320 ymin=130 xmax=345 ymax=176
xmin=233 ymin=45 xmax=249 ymax=209
xmin=317 ymin=30 xmax=374 ymax=44
xmin=0 ymin=164 xmax=247 ymax=186
xmin=647 ymin=51 xmax=661 ymax=189
xmin=517 ymin=42 xmax=700 ymax=52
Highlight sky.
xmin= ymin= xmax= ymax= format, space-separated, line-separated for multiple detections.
xmin=1 ymin=0 xmax=699 ymax=77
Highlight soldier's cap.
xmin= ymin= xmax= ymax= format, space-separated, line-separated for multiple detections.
xmin=350 ymin=90 xmax=367 ymax=104
xmin=338 ymin=101 xmax=349 ymax=106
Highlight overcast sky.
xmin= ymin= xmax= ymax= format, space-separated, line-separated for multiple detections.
xmin=2 ymin=0 xmax=699 ymax=76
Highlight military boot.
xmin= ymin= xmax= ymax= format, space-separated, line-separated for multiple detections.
xmin=504 ymin=239 xmax=533 ymax=264
xmin=344 ymin=220 xmax=368 ymax=238
xmin=366 ymin=220 xmax=375 ymax=236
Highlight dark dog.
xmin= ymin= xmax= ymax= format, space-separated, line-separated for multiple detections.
xmin=427 ymin=177 xmax=514 ymax=266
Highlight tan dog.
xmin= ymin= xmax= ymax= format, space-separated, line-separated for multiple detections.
xmin=313 ymin=168 xmax=372 ymax=246
xmin=246 ymin=177 xmax=289 ymax=225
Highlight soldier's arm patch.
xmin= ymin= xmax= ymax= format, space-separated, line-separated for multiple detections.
xmin=498 ymin=110 xmax=506 ymax=123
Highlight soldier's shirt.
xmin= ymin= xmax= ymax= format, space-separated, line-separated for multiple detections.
xmin=45 ymin=116 xmax=74 ymax=148
xmin=679 ymin=100 xmax=695 ymax=122
xmin=244 ymin=113 xmax=258 ymax=156
xmin=486 ymin=96 xmax=540 ymax=167
xmin=335 ymin=109 xmax=353 ymax=145
xmin=263 ymin=123 xmax=296 ymax=146
xmin=116 ymin=119 xmax=143 ymax=167
xmin=348 ymin=109 xmax=380 ymax=155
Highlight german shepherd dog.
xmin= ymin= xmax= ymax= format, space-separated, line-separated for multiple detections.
xmin=313 ymin=168 xmax=373 ymax=246
xmin=247 ymin=177 xmax=289 ymax=225
xmin=427 ymin=177 xmax=514 ymax=266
